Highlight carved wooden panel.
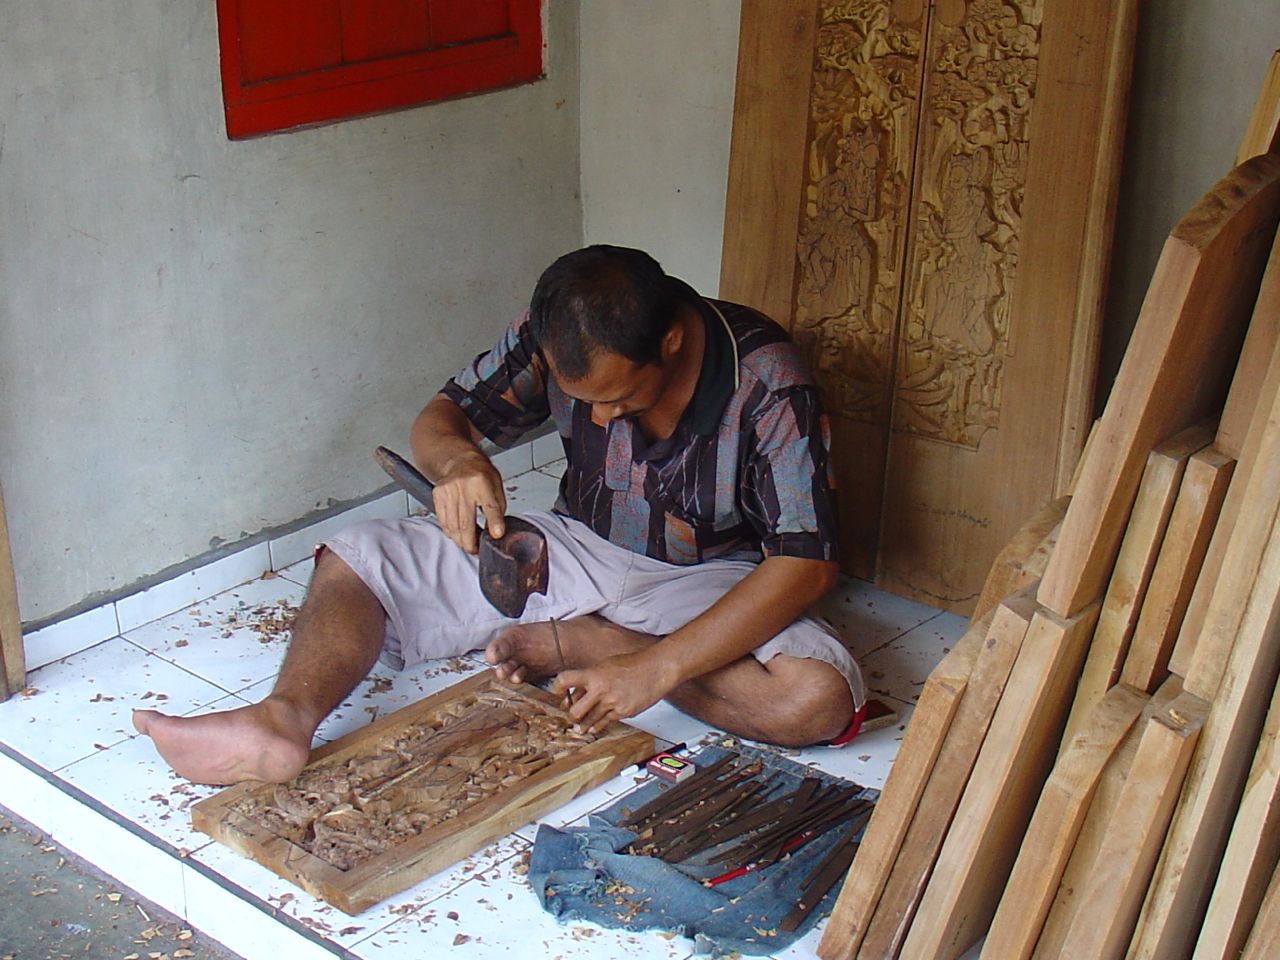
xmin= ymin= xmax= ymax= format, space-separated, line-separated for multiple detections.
xmin=192 ymin=670 xmax=654 ymax=914
xmin=897 ymin=0 xmax=1040 ymax=448
xmin=792 ymin=1 xmax=925 ymax=431
xmin=723 ymin=0 xmax=1134 ymax=611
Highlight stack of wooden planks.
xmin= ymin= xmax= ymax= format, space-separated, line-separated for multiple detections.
xmin=818 ymin=52 xmax=1280 ymax=960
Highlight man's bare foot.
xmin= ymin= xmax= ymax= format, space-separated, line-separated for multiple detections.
xmin=485 ymin=615 xmax=650 ymax=684
xmin=132 ymin=698 xmax=313 ymax=786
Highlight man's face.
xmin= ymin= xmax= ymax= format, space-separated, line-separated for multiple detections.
xmin=553 ymin=351 xmax=669 ymax=427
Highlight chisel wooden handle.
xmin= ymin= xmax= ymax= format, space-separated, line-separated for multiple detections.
xmin=374 ymin=445 xmax=437 ymax=511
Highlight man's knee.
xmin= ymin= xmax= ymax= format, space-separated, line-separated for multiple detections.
xmin=309 ymin=547 xmax=378 ymax=604
xmin=764 ymin=658 xmax=855 ymax=746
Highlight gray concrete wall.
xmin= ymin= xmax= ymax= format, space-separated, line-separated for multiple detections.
xmin=1 ymin=2 xmax=582 ymax=622
xmin=579 ymin=0 xmax=740 ymax=295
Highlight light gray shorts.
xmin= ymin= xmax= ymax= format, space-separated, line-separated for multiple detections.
xmin=322 ymin=510 xmax=864 ymax=707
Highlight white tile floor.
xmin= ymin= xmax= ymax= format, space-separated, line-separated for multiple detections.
xmin=0 ymin=454 xmax=968 ymax=960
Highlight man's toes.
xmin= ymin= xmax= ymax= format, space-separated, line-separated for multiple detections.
xmin=132 ymin=708 xmax=161 ymax=734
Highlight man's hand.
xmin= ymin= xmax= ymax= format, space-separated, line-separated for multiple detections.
xmin=410 ymin=395 xmax=511 ymax=555
xmin=431 ymin=450 xmax=506 ymax=555
xmin=552 ymin=650 xmax=676 ymax=734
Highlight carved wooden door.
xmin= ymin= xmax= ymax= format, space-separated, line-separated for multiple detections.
xmin=722 ymin=0 xmax=1135 ymax=612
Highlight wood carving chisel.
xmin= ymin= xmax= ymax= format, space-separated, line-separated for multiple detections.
xmin=549 ymin=616 xmax=577 ymax=708
xmin=778 ymin=827 xmax=864 ymax=932
xmin=629 ymin=763 xmax=762 ymax=835
xmin=620 ymin=755 xmax=738 ymax=827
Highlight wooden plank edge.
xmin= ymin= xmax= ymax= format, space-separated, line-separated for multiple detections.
xmin=1192 ymin=656 xmax=1280 ymax=959
xmin=972 ymin=497 xmax=1070 ymax=625
xmin=817 ymin=611 xmax=990 ymax=960
xmin=1130 ymin=471 xmax=1280 ymax=958
xmin=1236 ymin=50 xmax=1280 ymax=164
xmin=859 ymin=587 xmax=1042 ymax=958
xmin=981 ymin=683 xmax=1149 ymax=960
xmin=0 ymin=481 xmax=26 ymax=700
xmin=1060 ymin=423 xmax=1211 ymax=745
xmin=1030 ymin=679 xmax=1184 ymax=959
xmin=1054 ymin=0 xmax=1141 ymax=495
xmin=1172 ymin=228 xmax=1280 ymax=678
xmin=717 ymin=0 xmax=816 ymax=320
xmin=1039 ymin=154 xmax=1280 ymax=620
xmin=1060 ymin=688 xmax=1208 ymax=960
xmin=1119 ymin=447 xmax=1235 ymax=693
xmin=1241 ymin=861 xmax=1280 ymax=959
xmin=901 ymin=599 xmax=1101 ymax=959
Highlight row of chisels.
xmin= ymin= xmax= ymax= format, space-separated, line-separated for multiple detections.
xmin=618 ymin=752 xmax=873 ymax=928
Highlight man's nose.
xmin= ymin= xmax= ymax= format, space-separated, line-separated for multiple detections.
xmin=590 ymin=403 xmax=622 ymax=426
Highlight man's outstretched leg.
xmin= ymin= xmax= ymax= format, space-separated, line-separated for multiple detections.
xmin=133 ymin=552 xmax=386 ymax=785
xmin=486 ymin=616 xmax=856 ymax=746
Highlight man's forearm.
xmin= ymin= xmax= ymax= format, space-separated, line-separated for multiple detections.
xmin=646 ymin=555 xmax=839 ymax=692
xmin=410 ymin=394 xmax=490 ymax=483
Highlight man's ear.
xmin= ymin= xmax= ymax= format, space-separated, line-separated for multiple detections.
xmin=660 ymin=316 xmax=685 ymax=362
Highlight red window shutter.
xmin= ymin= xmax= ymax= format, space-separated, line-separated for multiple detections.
xmin=339 ymin=1 xmax=433 ymax=62
xmin=215 ymin=0 xmax=544 ymax=139
xmin=430 ymin=0 xmax=510 ymax=46
xmin=237 ymin=0 xmax=342 ymax=83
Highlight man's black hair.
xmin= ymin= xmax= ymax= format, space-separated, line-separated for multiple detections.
xmin=529 ymin=245 xmax=678 ymax=380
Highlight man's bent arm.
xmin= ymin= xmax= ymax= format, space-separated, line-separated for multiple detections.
xmin=410 ymin=395 xmax=506 ymax=552
xmin=558 ymin=554 xmax=839 ymax=731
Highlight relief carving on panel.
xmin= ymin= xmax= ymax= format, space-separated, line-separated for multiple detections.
xmin=896 ymin=0 xmax=1042 ymax=447
xmin=792 ymin=1 xmax=925 ymax=426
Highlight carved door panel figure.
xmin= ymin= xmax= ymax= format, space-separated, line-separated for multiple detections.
xmin=722 ymin=0 xmax=1135 ymax=612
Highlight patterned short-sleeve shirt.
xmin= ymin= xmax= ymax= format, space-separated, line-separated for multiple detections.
xmin=441 ymin=283 xmax=839 ymax=566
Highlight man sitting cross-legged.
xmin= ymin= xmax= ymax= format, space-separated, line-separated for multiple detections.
xmin=134 ymin=245 xmax=866 ymax=785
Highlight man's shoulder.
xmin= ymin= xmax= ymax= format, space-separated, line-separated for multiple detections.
xmin=709 ymin=298 xmax=815 ymax=394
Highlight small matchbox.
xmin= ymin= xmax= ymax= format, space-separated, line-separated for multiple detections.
xmin=646 ymin=752 xmax=695 ymax=783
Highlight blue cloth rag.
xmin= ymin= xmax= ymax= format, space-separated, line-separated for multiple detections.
xmin=528 ymin=743 xmax=877 ymax=957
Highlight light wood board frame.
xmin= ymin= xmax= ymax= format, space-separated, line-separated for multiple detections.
xmin=902 ymin=598 xmax=1101 ymax=959
xmin=1039 ymin=155 xmax=1280 ymax=619
xmin=859 ymin=586 xmax=1038 ymax=960
xmin=817 ymin=607 xmax=989 ymax=960
xmin=0 ymin=481 xmax=25 ymax=701
xmin=192 ymin=670 xmax=654 ymax=915
xmin=981 ymin=682 xmax=1148 ymax=960
xmin=722 ymin=0 xmax=1138 ymax=614
xmin=1130 ymin=339 xmax=1280 ymax=957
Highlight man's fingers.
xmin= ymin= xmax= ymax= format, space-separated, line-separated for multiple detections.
xmin=583 ymin=703 xmax=614 ymax=733
xmin=552 ymin=671 xmax=581 ymax=697
xmin=563 ymin=679 xmax=598 ymax=726
xmin=480 ymin=502 xmax=506 ymax=541
xmin=491 ymin=659 xmax=517 ymax=681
